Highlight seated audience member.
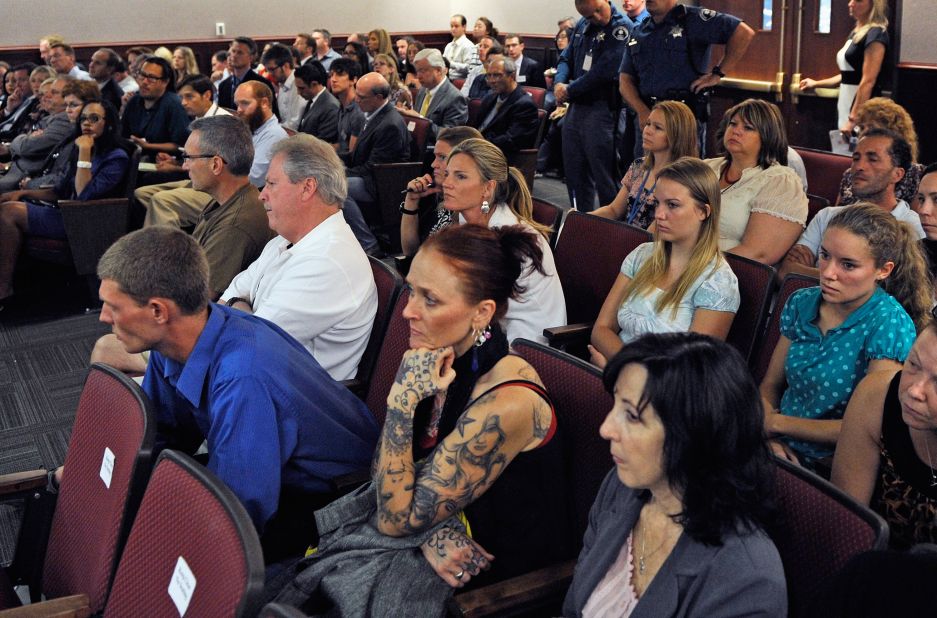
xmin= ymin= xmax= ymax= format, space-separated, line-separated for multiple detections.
xmin=180 ymin=115 xmax=274 ymax=298
xmin=838 ymin=98 xmax=924 ymax=206
xmin=395 ymin=35 xmax=416 ymax=76
xmin=342 ymin=41 xmax=371 ymax=77
xmin=476 ymin=57 xmax=540 ymax=155
xmin=407 ymin=40 xmax=425 ymax=69
xmin=706 ymin=99 xmax=807 ymax=264
xmin=234 ymin=80 xmax=288 ymax=187
xmin=503 ymin=34 xmax=545 ymax=89
xmin=443 ymin=14 xmax=475 ymax=79
xmin=341 ymin=72 xmax=409 ymax=253
xmin=0 ymin=76 xmax=73 ymax=191
xmin=563 ymin=332 xmax=786 ymax=617
xmin=9 ymin=80 xmax=102 ymax=194
xmin=0 ymin=64 xmax=40 ymax=141
xmin=292 ymin=33 xmax=314 ymax=66
xmin=0 ymin=101 xmax=129 ymax=306
xmin=833 ymin=320 xmax=937 ymax=549
xmin=401 ymin=49 xmax=468 ymax=142
xmin=760 ymin=203 xmax=929 ymax=471
xmin=401 ymin=126 xmax=482 ymax=258
xmin=114 ymin=57 xmax=138 ymax=94
xmin=470 ymin=17 xmax=499 ymax=65
xmin=95 ymin=226 xmax=379 ymax=564
xmin=328 ymin=58 xmax=365 ymax=155
xmin=913 ymin=164 xmax=937 ymax=278
xmin=590 ymin=158 xmax=738 ymax=367
xmin=38 ymin=35 xmax=64 ymax=66
xmin=433 ymin=138 xmax=565 ymax=342
xmin=781 ymin=130 xmax=925 ymax=280
xmin=367 ymin=29 xmax=394 ymax=59
xmin=48 ymin=43 xmax=91 ymax=81
xmin=135 ymin=75 xmax=231 ymax=228
xmin=261 ymin=43 xmax=305 ymax=131
xmin=223 ymin=135 xmax=377 ymax=380
xmin=371 ymin=53 xmax=412 ymax=110
xmin=311 ymin=29 xmax=341 ymax=72
xmin=217 ymin=37 xmax=278 ymax=116
xmin=293 ymin=61 xmax=339 ymax=142
xmin=28 ymin=65 xmax=56 ymax=98
xmin=460 ymin=37 xmax=502 ymax=101
xmin=403 ymin=64 xmax=421 ymax=102
xmin=87 ymin=48 xmax=124 ymax=112
xmin=592 ymin=101 xmax=698 ymax=228
xmin=125 ymin=46 xmax=153 ymax=68
xmin=171 ymin=46 xmax=200 ymax=89
xmin=209 ymin=50 xmax=228 ymax=86
xmin=120 ymin=56 xmax=190 ymax=156
xmin=271 ymin=224 xmax=570 ymax=611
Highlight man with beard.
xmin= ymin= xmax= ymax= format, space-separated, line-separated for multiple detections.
xmin=120 ymin=56 xmax=189 ymax=157
xmin=233 ymin=80 xmax=288 ymax=188
xmin=780 ymin=129 xmax=924 ymax=280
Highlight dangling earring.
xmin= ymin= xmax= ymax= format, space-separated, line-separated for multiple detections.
xmin=480 ymin=200 xmax=490 ymax=214
xmin=474 ymin=324 xmax=492 ymax=347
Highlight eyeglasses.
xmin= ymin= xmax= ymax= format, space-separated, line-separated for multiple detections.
xmin=180 ymin=152 xmax=218 ymax=161
xmin=80 ymin=114 xmax=103 ymax=123
xmin=137 ymin=71 xmax=166 ymax=83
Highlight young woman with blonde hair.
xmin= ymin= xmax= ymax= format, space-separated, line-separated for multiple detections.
xmin=590 ymin=157 xmax=740 ymax=367
xmin=592 ymin=100 xmax=698 ymax=229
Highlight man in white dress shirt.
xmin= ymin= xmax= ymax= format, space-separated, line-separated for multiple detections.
xmin=443 ymin=14 xmax=476 ymax=79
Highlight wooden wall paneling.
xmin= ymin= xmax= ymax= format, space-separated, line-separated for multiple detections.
xmin=894 ymin=63 xmax=937 ymax=165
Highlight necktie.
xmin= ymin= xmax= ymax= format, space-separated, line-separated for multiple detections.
xmin=419 ymin=91 xmax=433 ymax=117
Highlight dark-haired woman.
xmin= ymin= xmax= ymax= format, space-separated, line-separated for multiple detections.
xmin=564 ymin=332 xmax=786 ymax=617
xmin=0 ymin=101 xmax=129 ymax=304
xmin=272 ymin=223 xmax=569 ymax=611
xmin=342 ymin=41 xmax=371 ymax=76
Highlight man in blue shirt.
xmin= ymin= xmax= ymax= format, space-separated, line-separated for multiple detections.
xmin=96 ymin=226 xmax=379 ymax=563
xmin=555 ymin=0 xmax=633 ymax=211
xmin=619 ymin=0 xmax=754 ymax=156
xmin=120 ymin=56 xmax=190 ymax=159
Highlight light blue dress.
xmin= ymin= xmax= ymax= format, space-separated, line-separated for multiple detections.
xmin=617 ymin=242 xmax=740 ymax=345
xmin=779 ymin=286 xmax=915 ymax=460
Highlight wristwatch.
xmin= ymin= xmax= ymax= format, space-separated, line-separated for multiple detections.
xmin=399 ymin=200 xmax=419 ymax=215
xmin=711 ymin=65 xmax=725 ymax=78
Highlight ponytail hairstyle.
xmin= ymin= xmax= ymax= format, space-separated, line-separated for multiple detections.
xmin=446 ymin=138 xmax=552 ymax=238
xmin=827 ymin=202 xmax=933 ymax=330
xmin=621 ymin=157 xmax=724 ymax=319
xmin=420 ymin=223 xmax=545 ymax=320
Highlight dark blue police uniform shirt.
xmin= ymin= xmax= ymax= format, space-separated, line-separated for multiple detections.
xmin=619 ymin=5 xmax=740 ymax=99
xmin=555 ymin=4 xmax=634 ymax=104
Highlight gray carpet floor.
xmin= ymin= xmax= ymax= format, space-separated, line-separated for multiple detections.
xmin=0 ymin=309 xmax=109 ymax=565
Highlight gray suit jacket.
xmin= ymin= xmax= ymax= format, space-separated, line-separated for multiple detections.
xmin=414 ymin=79 xmax=468 ymax=141
xmin=562 ymin=471 xmax=787 ymax=618
xmin=9 ymin=112 xmax=74 ymax=175
xmin=298 ymin=89 xmax=340 ymax=143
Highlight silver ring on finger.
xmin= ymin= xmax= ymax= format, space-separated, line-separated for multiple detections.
xmin=455 ymin=569 xmax=464 ymax=580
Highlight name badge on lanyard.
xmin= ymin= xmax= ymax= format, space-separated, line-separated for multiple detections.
xmin=582 ymin=54 xmax=593 ymax=72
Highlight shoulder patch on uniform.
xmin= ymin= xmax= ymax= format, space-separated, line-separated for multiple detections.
xmin=700 ymin=8 xmax=718 ymax=21
xmin=613 ymin=25 xmax=629 ymax=41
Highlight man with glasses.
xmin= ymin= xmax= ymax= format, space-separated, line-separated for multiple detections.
xmin=48 ymin=43 xmax=92 ymax=81
xmin=0 ymin=76 xmax=73 ymax=191
xmin=476 ymin=56 xmax=540 ymax=155
xmin=120 ymin=56 xmax=189 ymax=158
xmin=261 ymin=43 xmax=304 ymax=132
xmin=400 ymin=48 xmax=467 ymax=144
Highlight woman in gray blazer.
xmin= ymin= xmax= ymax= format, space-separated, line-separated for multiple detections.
xmin=563 ymin=332 xmax=787 ymax=617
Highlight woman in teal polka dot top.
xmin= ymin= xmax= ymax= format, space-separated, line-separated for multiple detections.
xmin=760 ymin=203 xmax=932 ymax=472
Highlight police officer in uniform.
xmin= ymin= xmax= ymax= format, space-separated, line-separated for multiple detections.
xmin=619 ymin=0 xmax=754 ymax=156
xmin=555 ymin=0 xmax=633 ymax=211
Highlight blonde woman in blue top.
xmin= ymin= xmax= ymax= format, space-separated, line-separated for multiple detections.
xmin=760 ymin=203 xmax=931 ymax=470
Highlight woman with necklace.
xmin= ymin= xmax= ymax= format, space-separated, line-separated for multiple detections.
xmin=760 ymin=203 xmax=929 ymax=472
xmin=799 ymin=0 xmax=889 ymax=138
xmin=705 ymin=98 xmax=807 ymax=265
xmin=833 ymin=315 xmax=937 ymax=549
xmin=563 ymin=332 xmax=786 ymax=617
xmin=590 ymin=158 xmax=739 ymax=368
xmin=592 ymin=101 xmax=698 ymax=230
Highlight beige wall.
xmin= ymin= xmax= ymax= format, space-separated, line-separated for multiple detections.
xmin=899 ymin=1 xmax=933 ymax=64
xmin=0 ymin=0 xmax=571 ymax=47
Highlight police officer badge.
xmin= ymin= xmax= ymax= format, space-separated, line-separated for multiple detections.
xmin=613 ymin=25 xmax=629 ymax=41
xmin=701 ymin=8 xmax=717 ymax=21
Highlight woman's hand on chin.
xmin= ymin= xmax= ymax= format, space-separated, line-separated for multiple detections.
xmin=391 ymin=347 xmax=458 ymax=406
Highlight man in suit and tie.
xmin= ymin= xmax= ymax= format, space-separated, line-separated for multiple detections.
xmin=216 ymin=37 xmax=278 ymax=118
xmin=341 ymin=72 xmax=410 ymax=254
xmin=293 ymin=61 xmax=339 ymax=143
xmin=400 ymin=49 xmax=467 ymax=143
xmin=477 ymin=57 xmax=540 ymax=156
xmin=504 ymin=34 xmax=546 ymax=89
